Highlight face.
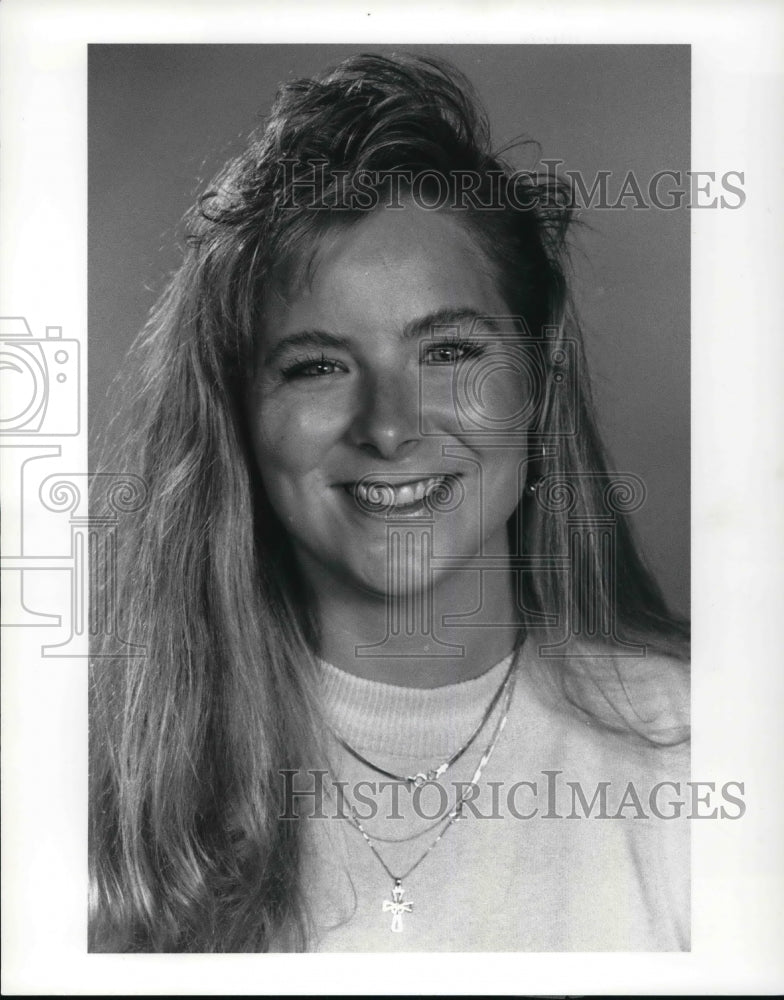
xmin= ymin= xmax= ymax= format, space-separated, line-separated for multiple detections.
xmin=249 ymin=205 xmax=534 ymax=599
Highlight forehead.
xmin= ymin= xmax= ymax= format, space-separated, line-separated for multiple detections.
xmin=263 ymin=206 xmax=508 ymax=337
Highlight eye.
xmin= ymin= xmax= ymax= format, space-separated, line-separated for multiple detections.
xmin=280 ymin=354 xmax=349 ymax=380
xmin=422 ymin=340 xmax=485 ymax=365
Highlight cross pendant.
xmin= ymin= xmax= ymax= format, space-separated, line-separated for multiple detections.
xmin=382 ymin=880 xmax=413 ymax=932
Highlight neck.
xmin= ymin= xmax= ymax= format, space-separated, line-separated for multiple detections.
xmin=306 ymin=564 xmax=521 ymax=689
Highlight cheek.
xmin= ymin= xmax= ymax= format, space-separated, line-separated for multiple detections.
xmin=423 ymin=353 xmax=539 ymax=435
xmin=250 ymin=393 xmax=347 ymax=482
xmin=458 ymin=369 xmax=535 ymax=435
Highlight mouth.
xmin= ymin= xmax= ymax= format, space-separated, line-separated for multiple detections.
xmin=342 ymin=474 xmax=460 ymax=515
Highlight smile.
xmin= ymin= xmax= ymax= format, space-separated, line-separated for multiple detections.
xmin=345 ymin=475 xmax=457 ymax=512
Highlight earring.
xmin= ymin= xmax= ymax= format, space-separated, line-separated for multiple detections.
xmin=525 ymin=445 xmax=547 ymax=495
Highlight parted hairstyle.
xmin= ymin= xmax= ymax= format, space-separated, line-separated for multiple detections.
xmin=89 ymin=52 xmax=689 ymax=952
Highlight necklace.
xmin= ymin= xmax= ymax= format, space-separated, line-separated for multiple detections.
xmin=345 ymin=658 xmax=519 ymax=932
xmin=332 ymin=646 xmax=520 ymax=788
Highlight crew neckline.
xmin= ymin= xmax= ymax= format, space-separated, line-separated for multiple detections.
xmin=318 ymin=648 xmax=522 ymax=758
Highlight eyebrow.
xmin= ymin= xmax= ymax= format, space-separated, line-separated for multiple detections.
xmin=261 ymin=307 xmax=499 ymax=368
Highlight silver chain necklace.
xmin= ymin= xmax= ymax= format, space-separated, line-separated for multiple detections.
xmin=344 ymin=660 xmax=519 ymax=933
xmin=332 ymin=650 xmax=519 ymax=788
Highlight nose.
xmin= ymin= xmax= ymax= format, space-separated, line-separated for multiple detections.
xmin=347 ymin=369 xmax=421 ymax=460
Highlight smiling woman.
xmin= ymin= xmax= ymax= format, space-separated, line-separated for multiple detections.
xmin=251 ymin=208 xmax=528 ymax=684
xmin=89 ymin=52 xmax=690 ymax=952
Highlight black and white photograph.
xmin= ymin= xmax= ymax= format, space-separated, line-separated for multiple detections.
xmin=88 ymin=43 xmax=691 ymax=954
xmin=1 ymin=1 xmax=782 ymax=994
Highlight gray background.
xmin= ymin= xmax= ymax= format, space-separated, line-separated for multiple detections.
xmin=89 ymin=44 xmax=690 ymax=616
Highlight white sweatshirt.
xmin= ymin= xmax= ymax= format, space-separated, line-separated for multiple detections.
xmin=293 ymin=640 xmax=691 ymax=952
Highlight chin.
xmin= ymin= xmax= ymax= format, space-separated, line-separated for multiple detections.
xmin=349 ymin=557 xmax=436 ymax=600
xmin=349 ymin=548 xmax=481 ymax=604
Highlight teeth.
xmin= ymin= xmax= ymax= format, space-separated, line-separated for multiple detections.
xmin=352 ymin=476 xmax=448 ymax=508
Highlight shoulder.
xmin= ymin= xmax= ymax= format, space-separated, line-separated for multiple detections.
xmin=522 ymin=634 xmax=690 ymax=748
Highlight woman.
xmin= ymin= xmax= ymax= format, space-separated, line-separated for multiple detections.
xmin=89 ymin=53 xmax=690 ymax=952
